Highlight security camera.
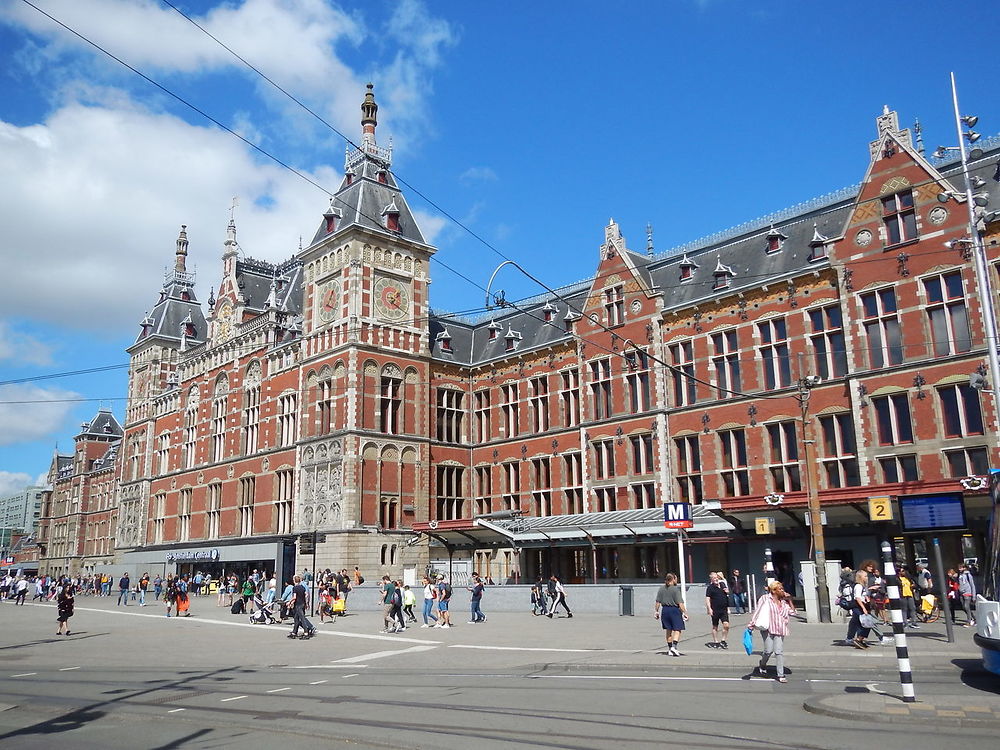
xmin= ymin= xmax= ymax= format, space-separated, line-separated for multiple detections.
xmin=802 ymin=375 xmax=823 ymax=388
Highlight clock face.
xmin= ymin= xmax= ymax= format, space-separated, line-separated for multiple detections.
xmin=317 ymin=279 xmax=341 ymax=323
xmin=373 ymin=276 xmax=410 ymax=321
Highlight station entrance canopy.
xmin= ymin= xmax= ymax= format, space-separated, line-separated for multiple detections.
xmin=412 ymin=506 xmax=735 ymax=551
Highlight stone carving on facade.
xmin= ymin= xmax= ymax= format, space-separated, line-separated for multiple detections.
xmin=299 ymin=438 xmax=344 ymax=531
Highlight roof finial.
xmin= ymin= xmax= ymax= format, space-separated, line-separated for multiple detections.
xmin=645 ymin=223 xmax=654 ymax=256
xmin=361 ymin=83 xmax=378 ymax=146
xmin=913 ymin=118 xmax=924 ymax=154
xmin=175 ymin=224 xmax=189 ymax=272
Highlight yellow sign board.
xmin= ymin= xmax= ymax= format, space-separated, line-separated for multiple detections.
xmin=868 ymin=496 xmax=893 ymax=522
xmin=755 ymin=517 xmax=775 ymax=535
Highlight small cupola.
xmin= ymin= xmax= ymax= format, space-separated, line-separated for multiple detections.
xmin=487 ymin=319 xmax=502 ymax=341
xmin=180 ymin=313 xmax=196 ymax=338
xmin=808 ymin=224 xmax=829 ymax=261
xmin=765 ymin=224 xmax=787 ymax=254
xmin=542 ymin=301 xmax=557 ymax=322
xmin=563 ymin=309 xmax=581 ymax=333
xmin=139 ymin=311 xmax=154 ymax=338
xmin=678 ymin=253 xmax=699 ymax=282
xmin=382 ymin=198 xmax=400 ymax=232
xmin=712 ymin=258 xmax=735 ymax=289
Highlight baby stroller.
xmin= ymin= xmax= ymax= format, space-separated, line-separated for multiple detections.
xmin=249 ymin=594 xmax=278 ymax=625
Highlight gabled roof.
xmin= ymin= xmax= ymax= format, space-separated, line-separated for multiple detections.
xmin=232 ymin=257 xmax=303 ymax=316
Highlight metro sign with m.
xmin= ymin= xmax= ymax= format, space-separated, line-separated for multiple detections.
xmin=663 ymin=502 xmax=693 ymax=529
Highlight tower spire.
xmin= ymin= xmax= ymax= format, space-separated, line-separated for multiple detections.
xmin=361 ymin=82 xmax=378 ymax=147
xmin=174 ymin=225 xmax=189 ymax=272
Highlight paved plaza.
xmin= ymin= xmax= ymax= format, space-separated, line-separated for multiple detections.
xmin=0 ymin=594 xmax=998 ymax=748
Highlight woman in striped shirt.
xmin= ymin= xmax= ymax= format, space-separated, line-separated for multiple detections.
xmin=748 ymin=581 xmax=795 ymax=683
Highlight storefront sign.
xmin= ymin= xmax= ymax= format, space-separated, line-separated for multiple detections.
xmin=165 ymin=548 xmax=220 ymax=563
xmin=663 ymin=502 xmax=693 ymax=529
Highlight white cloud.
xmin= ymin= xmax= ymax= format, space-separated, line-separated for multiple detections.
xmin=459 ymin=166 xmax=498 ymax=185
xmin=412 ymin=209 xmax=448 ymax=246
xmin=0 ymin=384 xmax=81 ymax=447
xmin=0 ymin=323 xmax=53 ymax=366
xmin=0 ymin=471 xmax=41 ymax=496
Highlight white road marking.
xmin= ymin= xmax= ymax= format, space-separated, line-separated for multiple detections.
xmin=20 ymin=603 xmax=440 ymax=645
xmin=534 ymin=675 xmax=776 ymax=683
xmin=283 ymin=665 xmax=369 ymax=670
xmin=168 ymin=708 xmax=186 ymax=713
xmin=266 ymin=687 xmax=291 ymax=693
xmin=59 ymin=667 xmax=80 ymax=671
xmin=220 ymin=695 xmax=247 ymax=702
xmin=11 ymin=673 xmax=36 ymax=677
xmin=309 ymin=680 xmax=328 ymax=685
xmin=341 ymin=673 xmax=360 ymax=678
xmin=332 ymin=645 xmax=437 ymax=663
xmin=450 ymin=644 xmax=637 ymax=653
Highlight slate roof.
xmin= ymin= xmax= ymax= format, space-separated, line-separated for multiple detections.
xmin=308 ymin=154 xmax=428 ymax=249
xmin=233 ymin=256 xmax=304 ymax=316
xmin=429 ymin=139 xmax=1000 ymax=368
xmin=75 ymin=409 xmax=123 ymax=440
xmin=132 ymin=266 xmax=207 ymax=349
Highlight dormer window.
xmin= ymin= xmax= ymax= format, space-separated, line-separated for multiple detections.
xmin=713 ymin=259 xmax=735 ymax=290
xmin=809 ymin=224 xmax=829 ymax=262
xmin=377 ymin=169 xmax=388 ymax=184
xmin=382 ymin=199 xmax=400 ymax=232
xmin=542 ymin=301 xmax=557 ymax=323
xmin=345 ymin=169 xmax=355 ymax=186
xmin=323 ymin=205 xmax=341 ymax=234
xmin=564 ymin=311 xmax=579 ymax=333
xmin=765 ymin=225 xmax=787 ymax=254
xmin=504 ymin=327 xmax=521 ymax=352
xmin=437 ymin=329 xmax=452 ymax=353
xmin=488 ymin=320 xmax=501 ymax=341
xmin=678 ymin=253 xmax=698 ymax=283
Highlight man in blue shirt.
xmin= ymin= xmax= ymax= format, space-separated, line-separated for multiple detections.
xmin=117 ymin=573 xmax=130 ymax=606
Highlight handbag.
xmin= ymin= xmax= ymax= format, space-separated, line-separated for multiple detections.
xmin=743 ymin=627 xmax=754 ymax=655
xmin=859 ymin=613 xmax=877 ymax=629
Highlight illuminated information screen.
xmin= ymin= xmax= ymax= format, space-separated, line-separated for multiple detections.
xmin=899 ymin=493 xmax=967 ymax=532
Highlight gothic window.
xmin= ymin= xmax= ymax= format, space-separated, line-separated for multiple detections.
xmin=529 ymin=376 xmax=549 ymax=433
xmin=766 ymin=421 xmax=800 ymax=492
xmin=474 ymin=389 xmax=491 ymax=442
xmin=278 ymin=393 xmax=297 ymax=447
xmin=809 ymin=305 xmax=847 ymax=379
xmin=630 ymin=433 xmax=654 ymax=475
xmin=562 ymin=453 xmax=584 ymax=515
xmin=674 ymin=435 xmax=702 ymax=504
xmin=923 ymin=271 xmax=971 ymax=356
xmin=603 ymin=285 xmax=625 ymax=327
xmin=475 ymin=466 xmax=492 ymax=516
xmin=502 ymin=462 xmax=520 ymax=511
xmin=625 ymin=350 xmax=651 ymax=412
xmin=719 ymin=428 xmax=750 ymax=497
xmin=501 ymin=383 xmax=519 ymax=436
xmin=711 ymin=330 xmax=741 ymax=399
xmin=819 ymin=413 xmax=861 ymax=488
xmin=589 ymin=358 xmax=612 ymax=420
xmin=861 ymin=288 xmax=903 ymax=368
xmin=592 ymin=439 xmax=616 ymax=480
xmin=559 ymin=369 xmax=581 ymax=427
xmin=238 ymin=476 xmax=255 ymax=536
xmin=669 ymin=341 xmax=696 ymax=406
xmin=380 ymin=368 xmax=402 ymax=435
xmin=436 ymin=388 xmax=464 ymax=443
xmin=879 ymin=455 xmax=919 ymax=483
xmin=242 ymin=368 xmax=261 ymax=455
xmin=275 ymin=470 xmax=294 ymax=535
xmin=436 ymin=465 xmax=465 ymax=520
xmin=207 ymin=483 xmax=222 ymax=539
xmin=758 ymin=318 xmax=791 ymax=390
xmin=882 ymin=189 xmax=917 ymax=245
xmin=872 ymin=393 xmax=914 ymax=445
xmin=938 ymin=383 xmax=984 ymax=438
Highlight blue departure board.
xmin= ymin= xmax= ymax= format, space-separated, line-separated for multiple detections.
xmin=899 ymin=493 xmax=967 ymax=531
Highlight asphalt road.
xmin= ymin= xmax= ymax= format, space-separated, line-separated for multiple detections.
xmin=0 ymin=596 xmax=996 ymax=749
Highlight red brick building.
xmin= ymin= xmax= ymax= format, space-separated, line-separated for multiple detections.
xmin=36 ymin=90 xmax=1000 ymax=588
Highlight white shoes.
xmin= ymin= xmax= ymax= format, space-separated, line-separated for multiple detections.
xmin=420 ymin=624 xmax=430 ymax=628
xmin=441 ymin=624 xmax=451 ymax=628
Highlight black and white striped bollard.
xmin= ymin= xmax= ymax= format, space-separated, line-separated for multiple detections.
xmin=764 ymin=547 xmax=775 ymax=587
xmin=880 ymin=541 xmax=916 ymax=702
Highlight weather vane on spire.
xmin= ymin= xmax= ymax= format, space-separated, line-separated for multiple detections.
xmin=229 ymin=195 xmax=240 ymax=223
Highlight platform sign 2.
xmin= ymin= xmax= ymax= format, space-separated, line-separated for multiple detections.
xmin=663 ymin=502 xmax=693 ymax=529
xmin=868 ymin=496 xmax=893 ymax=522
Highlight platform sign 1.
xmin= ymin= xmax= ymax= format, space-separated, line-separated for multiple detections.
xmin=755 ymin=517 xmax=776 ymax=535
xmin=663 ymin=502 xmax=693 ymax=529
xmin=869 ymin=496 xmax=893 ymax=522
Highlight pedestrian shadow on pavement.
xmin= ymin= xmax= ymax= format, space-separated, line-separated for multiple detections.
xmin=0 ymin=632 xmax=108 ymax=651
xmin=0 ymin=709 xmax=107 ymax=739
xmin=953 ymin=658 xmax=1000 ymax=696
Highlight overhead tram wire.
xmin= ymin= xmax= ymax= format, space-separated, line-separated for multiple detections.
xmin=21 ymin=4 xmax=989 ymax=409
xmin=18 ymin=0 xmax=493 ymax=306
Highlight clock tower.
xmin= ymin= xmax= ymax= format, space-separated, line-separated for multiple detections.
xmin=296 ymin=84 xmax=436 ymax=574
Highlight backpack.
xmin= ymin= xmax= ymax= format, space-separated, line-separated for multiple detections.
xmin=358 ymin=576 xmax=365 ymax=585
xmin=836 ymin=583 xmax=854 ymax=611
xmin=442 ymin=583 xmax=452 ymax=599
xmin=231 ymin=598 xmax=245 ymax=615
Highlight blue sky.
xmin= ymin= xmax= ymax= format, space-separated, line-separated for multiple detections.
xmin=1 ymin=0 xmax=998 ymax=493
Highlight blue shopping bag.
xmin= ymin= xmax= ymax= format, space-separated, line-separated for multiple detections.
xmin=743 ymin=627 xmax=754 ymax=655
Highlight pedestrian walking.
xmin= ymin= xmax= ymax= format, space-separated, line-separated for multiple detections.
xmin=117 ymin=573 xmax=130 ymax=606
xmin=653 ymin=573 xmax=688 ymax=656
xmin=402 ymin=585 xmax=417 ymax=623
xmin=138 ymin=573 xmax=149 ymax=606
xmin=56 ymin=585 xmax=75 ymax=635
xmin=420 ymin=576 xmax=438 ymax=628
xmin=435 ymin=574 xmax=453 ymax=628
xmin=530 ymin=577 xmax=548 ymax=616
xmin=468 ymin=575 xmax=486 ymax=623
xmin=546 ymin=575 xmax=572 ymax=618
xmin=14 ymin=577 xmax=28 ymax=605
xmin=287 ymin=575 xmax=315 ymax=639
xmin=898 ymin=568 xmax=919 ymax=628
xmin=392 ymin=580 xmax=407 ymax=632
xmin=958 ymin=563 xmax=977 ymax=627
xmin=748 ymin=580 xmax=795 ymax=683
xmin=153 ymin=575 xmax=163 ymax=601
xmin=846 ymin=570 xmax=873 ymax=648
xmin=705 ymin=572 xmax=730 ymax=648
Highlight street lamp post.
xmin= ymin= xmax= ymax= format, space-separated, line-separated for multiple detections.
xmin=799 ymin=375 xmax=832 ymax=623
xmin=943 ymin=73 xmax=1000 ymax=432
